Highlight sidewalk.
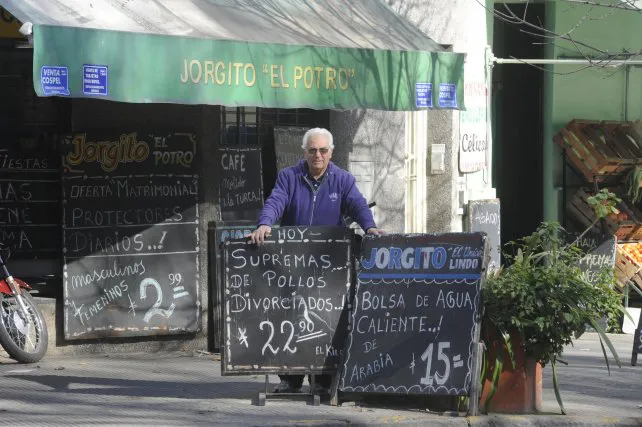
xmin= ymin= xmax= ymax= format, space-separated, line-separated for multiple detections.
xmin=0 ymin=332 xmax=639 ymax=426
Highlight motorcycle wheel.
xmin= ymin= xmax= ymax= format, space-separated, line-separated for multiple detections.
xmin=0 ymin=291 xmax=48 ymax=363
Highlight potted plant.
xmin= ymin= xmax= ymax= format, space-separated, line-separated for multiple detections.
xmin=480 ymin=189 xmax=626 ymax=414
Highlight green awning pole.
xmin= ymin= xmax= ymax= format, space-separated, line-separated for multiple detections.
xmin=625 ymin=283 xmax=629 ymax=308
xmin=630 ymin=282 xmax=642 ymax=298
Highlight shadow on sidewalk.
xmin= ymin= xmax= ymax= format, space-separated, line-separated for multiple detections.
xmin=6 ymin=374 xmax=262 ymax=400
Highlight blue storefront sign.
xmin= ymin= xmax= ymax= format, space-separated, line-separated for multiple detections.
xmin=438 ymin=83 xmax=457 ymax=108
xmin=40 ymin=66 xmax=69 ymax=96
xmin=82 ymin=64 xmax=109 ymax=96
xmin=415 ymin=82 xmax=433 ymax=108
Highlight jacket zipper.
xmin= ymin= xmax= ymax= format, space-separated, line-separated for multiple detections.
xmin=310 ymin=193 xmax=317 ymax=225
xmin=304 ymin=173 xmax=327 ymax=225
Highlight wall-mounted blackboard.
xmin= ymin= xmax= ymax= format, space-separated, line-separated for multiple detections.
xmin=468 ymin=199 xmax=500 ymax=273
xmin=61 ymin=132 xmax=200 ymax=340
xmin=0 ymin=139 xmax=60 ymax=261
xmin=218 ymin=147 xmax=263 ymax=221
xmin=209 ymin=220 xmax=257 ymax=352
xmin=222 ymin=226 xmax=353 ymax=374
xmin=340 ymin=233 xmax=487 ymax=395
xmin=273 ymin=127 xmax=306 ymax=173
xmin=565 ymin=233 xmax=616 ymax=285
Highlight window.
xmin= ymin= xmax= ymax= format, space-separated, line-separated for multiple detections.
xmin=220 ymin=107 xmax=324 ymax=146
xmin=405 ymin=111 xmax=428 ymax=233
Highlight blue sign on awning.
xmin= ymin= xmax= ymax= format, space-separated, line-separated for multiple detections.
xmin=41 ymin=66 xmax=69 ymax=96
xmin=415 ymin=83 xmax=433 ymax=108
xmin=83 ymin=65 xmax=108 ymax=96
xmin=438 ymin=83 xmax=457 ymax=108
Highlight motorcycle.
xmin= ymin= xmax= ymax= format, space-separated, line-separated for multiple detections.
xmin=0 ymin=242 xmax=48 ymax=363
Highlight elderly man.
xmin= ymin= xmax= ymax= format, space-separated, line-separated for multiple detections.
xmin=249 ymin=127 xmax=383 ymax=394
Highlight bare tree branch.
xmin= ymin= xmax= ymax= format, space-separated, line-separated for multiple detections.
xmin=475 ymin=0 xmax=642 ymax=69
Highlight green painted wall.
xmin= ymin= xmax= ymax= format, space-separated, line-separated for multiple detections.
xmin=547 ymin=0 xmax=642 ymax=220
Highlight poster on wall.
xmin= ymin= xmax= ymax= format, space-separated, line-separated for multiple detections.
xmin=459 ymin=52 xmax=488 ymax=173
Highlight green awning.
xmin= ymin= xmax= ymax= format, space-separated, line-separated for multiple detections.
xmin=2 ymin=0 xmax=466 ymax=111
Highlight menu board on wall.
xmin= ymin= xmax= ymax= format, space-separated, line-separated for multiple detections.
xmin=273 ymin=127 xmax=306 ymax=172
xmin=218 ymin=147 xmax=264 ymax=221
xmin=61 ymin=132 xmax=199 ymax=340
xmin=0 ymin=138 xmax=60 ymax=260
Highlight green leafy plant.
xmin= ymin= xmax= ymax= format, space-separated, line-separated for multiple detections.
xmin=624 ymin=166 xmax=642 ymax=204
xmin=481 ymin=189 xmax=625 ymax=414
xmin=586 ymin=188 xmax=621 ymax=223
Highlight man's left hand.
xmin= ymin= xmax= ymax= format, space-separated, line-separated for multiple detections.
xmin=366 ymin=227 xmax=385 ymax=235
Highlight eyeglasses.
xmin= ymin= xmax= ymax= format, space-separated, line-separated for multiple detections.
xmin=307 ymin=147 xmax=330 ymax=155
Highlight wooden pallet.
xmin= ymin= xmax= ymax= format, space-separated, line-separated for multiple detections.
xmin=615 ymin=246 xmax=641 ymax=291
xmin=554 ymin=120 xmax=640 ymax=183
xmin=566 ymin=188 xmax=640 ymax=241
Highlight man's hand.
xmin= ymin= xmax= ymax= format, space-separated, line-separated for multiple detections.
xmin=366 ymin=227 xmax=385 ymax=235
xmin=248 ymin=225 xmax=272 ymax=245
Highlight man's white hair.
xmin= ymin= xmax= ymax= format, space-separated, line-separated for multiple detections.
xmin=301 ymin=128 xmax=334 ymax=149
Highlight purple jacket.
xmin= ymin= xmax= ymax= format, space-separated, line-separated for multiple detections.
xmin=259 ymin=160 xmax=376 ymax=231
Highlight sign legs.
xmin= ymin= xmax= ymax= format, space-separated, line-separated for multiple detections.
xmin=254 ymin=374 xmax=321 ymax=406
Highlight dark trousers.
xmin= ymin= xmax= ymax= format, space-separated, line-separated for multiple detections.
xmin=279 ymin=374 xmax=332 ymax=389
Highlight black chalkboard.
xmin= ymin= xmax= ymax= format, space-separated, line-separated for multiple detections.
xmin=218 ymin=147 xmax=264 ymax=221
xmin=340 ymin=233 xmax=488 ymax=395
xmin=61 ymin=131 xmax=200 ymax=340
xmin=273 ymin=127 xmax=306 ymax=173
xmin=565 ymin=233 xmax=616 ymax=285
xmin=209 ymin=220 xmax=257 ymax=352
xmin=0 ymin=139 xmax=60 ymax=260
xmin=468 ymin=199 xmax=500 ymax=273
xmin=222 ymin=226 xmax=353 ymax=374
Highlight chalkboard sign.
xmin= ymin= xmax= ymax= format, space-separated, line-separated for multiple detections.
xmin=222 ymin=226 xmax=353 ymax=374
xmin=0 ymin=139 xmax=60 ymax=260
xmin=61 ymin=132 xmax=200 ymax=340
xmin=468 ymin=199 xmax=500 ymax=273
xmin=340 ymin=233 xmax=488 ymax=395
xmin=209 ymin=220 xmax=257 ymax=351
xmin=565 ymin=233 xmax=616 ymax=285
xmin=273 ymin=127 xmax=306 ymax=172
xmin=218 ymin=147 xmax=264 ymax=221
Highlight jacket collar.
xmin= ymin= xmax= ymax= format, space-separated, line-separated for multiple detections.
xmin=296 ymin=159 xmax=335 ymax=176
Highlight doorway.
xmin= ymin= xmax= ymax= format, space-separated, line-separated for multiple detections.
xmin=492 ymin=3 xmax=546 ymax=247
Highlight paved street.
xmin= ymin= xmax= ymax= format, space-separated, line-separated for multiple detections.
xmin=0 ymin=332 xmax=640 ymax=426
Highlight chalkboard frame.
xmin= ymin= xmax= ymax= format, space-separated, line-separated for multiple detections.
xmin=221 ymin=226 xmax=354 ymax=375
xmin=338 ymin=232 xmax=489 ymax=399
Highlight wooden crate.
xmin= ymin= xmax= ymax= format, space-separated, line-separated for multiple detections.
xmin=566 ymin=188 xmax=640 ymax=241
xmin=615 ymin=246 xmax=641 ymax=290
xmin=554 ymin=120 xmax=639 ymax=183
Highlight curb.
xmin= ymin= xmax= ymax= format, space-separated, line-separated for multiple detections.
xmin=468 ymin=415 xmax=642 ymax=427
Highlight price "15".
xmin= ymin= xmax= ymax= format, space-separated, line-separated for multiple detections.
xmin=420 ymin=341 xmax=451 ymax=386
